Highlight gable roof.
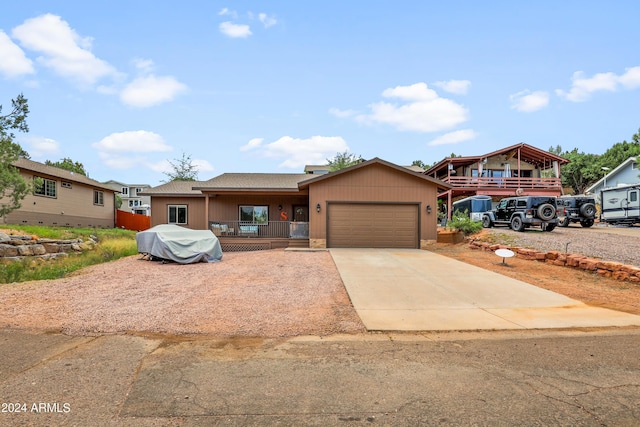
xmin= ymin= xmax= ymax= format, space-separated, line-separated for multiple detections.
xmin=138 ymin=180 xmax=208 ymax=196
xmin=193 ymin=173 xmax=314 ymax=192
xmin=12 ymin=158 xmax=116 ymax=192
xmin=425 ymin=142 xmax=569 ymax=174
xmin=585 ymin=156 xmax=638 ymax=193
xmin=298 ymin=157 xmax=452 ymax=189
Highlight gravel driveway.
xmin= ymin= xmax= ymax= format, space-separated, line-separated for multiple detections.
xmin=0 ymin=250 xmax=366 ymax=337
xmin=482 ymin=223 xmax=640 ymax=267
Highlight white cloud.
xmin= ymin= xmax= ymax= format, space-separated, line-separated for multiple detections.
xmin=428 ymin=129 xmax=478 ymax=146
xmin=555 ymin=66 xmax=640 ymax=102
xmin=240 ymin=137 xmax=264 ymax=152
xmin=193 ymin=159 xmax=215 ymax=173
xmin=259 ymin=13 xmax=277 ymax=28
xmin=219 ymin=21 xmax=252 ymax=38
xmin=132 ymin=58 xmax=155 ymax=74
xmin=510 ymin=90 xmax=550 ymax=112
xmin=0 ymin=30 xmax=34 ymax=78
xmin=356 ymin=82 xmax=469 ymax=132
xmin=11 ymin=14 xmax=119 ymax=87
xmin=120 ymin=75 xmax=187 ymax=108
xmin=619 ymin=66 xmax=640 ymax=89
xmin=329 ymin=107 xmax=357 ymax=118
xmin=243 ymin=135 xmax=349 ymax=169
xmin=218 ymin=8 xmax=238 ymax=18
xmin=146 ymin=158 xmax=213 ymax=175
xmin=433 ymin=79 xmax=471 ymax=95
xmin=22 ymin=136 xmax=60 ymax=158
xmin=92 ymin=130 xmax=173 ymax=153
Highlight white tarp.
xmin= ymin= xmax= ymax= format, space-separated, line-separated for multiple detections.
xmin=136 ymin=224 xmax=223 ymax=264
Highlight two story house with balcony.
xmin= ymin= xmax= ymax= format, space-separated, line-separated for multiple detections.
xmin=103 ymin=180 xmax=152 ymax=216
xmin=423 ymin=143 xmax=569 ymax=217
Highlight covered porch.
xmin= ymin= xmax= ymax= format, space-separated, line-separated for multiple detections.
xmin=209 ymin=220 xmax=309 ymax=251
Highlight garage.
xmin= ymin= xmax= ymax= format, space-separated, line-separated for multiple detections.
xmin=327 ymin=203 xmax=419 ymax=248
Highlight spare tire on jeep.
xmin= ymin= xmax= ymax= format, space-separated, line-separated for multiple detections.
xmin=579 ymin=203 xmax=596 ymax=218
xmin=537 ymin=203 xmax=556 ymax=221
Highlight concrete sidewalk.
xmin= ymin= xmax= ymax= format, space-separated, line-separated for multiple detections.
xmin=330 ymin=248 xmax=640 ymax=331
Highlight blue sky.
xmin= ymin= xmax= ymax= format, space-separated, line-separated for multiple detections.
xmin=1 ymin=1 xmax=639 ymax=185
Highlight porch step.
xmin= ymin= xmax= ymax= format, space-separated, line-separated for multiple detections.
xmin=287 ymin=239 xmax=309 ymax=248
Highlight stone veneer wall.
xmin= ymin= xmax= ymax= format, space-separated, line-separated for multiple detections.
xmin=0 ymin=232 xmax=96 ymax=261
xmin=469 ymin=239 xmax=640 ymax=283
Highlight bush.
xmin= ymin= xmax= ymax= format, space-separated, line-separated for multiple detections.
xmin=446 ymin=209 xmax=483 ymax=236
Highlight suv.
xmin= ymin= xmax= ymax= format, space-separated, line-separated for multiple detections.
xmin=557 ymin=195 xmax=597 ymax=228
xmin=481 ymin=196 xmax=559 ymax=232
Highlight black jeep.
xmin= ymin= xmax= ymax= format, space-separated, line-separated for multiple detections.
xmin=557 ymin=195 xmax=597 ymax=228
xmin=481 ymin=196 xmax=559 ymax=232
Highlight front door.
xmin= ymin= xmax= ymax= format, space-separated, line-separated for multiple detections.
xmin=293 ymin=205 xmax=309 ymax=222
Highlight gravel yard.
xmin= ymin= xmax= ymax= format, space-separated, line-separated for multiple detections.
xmin=1 ymin=223 xmax=639 ymax=337
xmin=482 ymin=223 xmax=640 ymax=267
xmin=0 ymin=250 xmax=366 ymax=337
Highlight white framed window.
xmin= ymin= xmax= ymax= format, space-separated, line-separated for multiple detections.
xmin=239 ymin=205 xmax=268 ymax=224
xmin=129 ymin=200 xmax=134 ymax=207
xmin=121 ymin=187 xmax=129 ymax=195
xmin=94 ymin=190 xmax=104 ymax=206
xmin=34 ymin=176 xmax=56 ymax=198
xmin=168 ymin=205 xmax=187 ymax=224
xmin=61 ymin=181 xmax=72 ymax=189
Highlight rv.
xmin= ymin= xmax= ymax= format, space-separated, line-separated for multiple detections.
xmin=600 ymin=184 xmax=640 ymax=225
xmin=452 ymin=195 xmax=493 ymax=221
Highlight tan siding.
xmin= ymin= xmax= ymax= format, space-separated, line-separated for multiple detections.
xmin=149 ymin=196 xmax=206 ymax=229
xmin=208 ymin=195 xmax=308 ymax=223
xmin=2 ymin=170 xmax=115 ymax=228
xmin=309 ymin=164 xmax=438 ymax=242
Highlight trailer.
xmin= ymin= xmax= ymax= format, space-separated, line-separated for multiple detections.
xmin=452 ymin=195 xmax=493 ymax=221
xmin=600 ymin=184 xmax=640 ymax=225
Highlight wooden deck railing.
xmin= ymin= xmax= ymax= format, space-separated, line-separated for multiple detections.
xmin=443 ymin=176 xmax=562 ymax=189
xmin=209 ymin=220 xmax=309 ymax=239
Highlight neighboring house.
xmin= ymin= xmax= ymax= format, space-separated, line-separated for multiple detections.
xmin=423 ymin=143 xmax=569 ymax=216
xmin=140 ymin=158 xmax=451 ymax=251
xmin=585 ymin=157 xmax=639 ymax=201
xmin=2 ymin=158 xmax=116 ymax=228
xmin=103 ymin=180 xmax=152 ymax=215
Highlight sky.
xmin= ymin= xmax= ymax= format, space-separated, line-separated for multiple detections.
xmin=1 ymin=1 xmax=639 ymax=186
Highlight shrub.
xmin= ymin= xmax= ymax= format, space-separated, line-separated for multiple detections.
xmin=447 ymin=209 xmax=483 ymax=236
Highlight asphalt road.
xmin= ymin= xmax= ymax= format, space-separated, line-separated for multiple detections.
xmin=2 ymin=328 xmax=639 ymax=426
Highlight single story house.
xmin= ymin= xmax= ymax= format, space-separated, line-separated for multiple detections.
xmin=141 ymin=158 xmax=451 ymax=251
xmin=2 ymin=158 xmax=116 ymax=228
xmin=423 ymin=143 xmax=569 ymax=215
xmin=585 ymin=157 xmax=639 ymax=201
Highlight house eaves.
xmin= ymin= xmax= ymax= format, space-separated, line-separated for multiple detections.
xmin=585 ymin=156 xmax=637 ymax=194
xmin=298 ymin=157 xmax=452 ymax=190
xmin=12 ymin=158 xmax=116 ymax=193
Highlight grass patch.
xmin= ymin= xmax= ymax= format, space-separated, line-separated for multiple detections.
xmin=0 ymin=226 xmax=138 ymax=283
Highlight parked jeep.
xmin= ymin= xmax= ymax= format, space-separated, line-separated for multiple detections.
xmin=557 ymin=195 xmax=597 ymax=227
xmin=481 ymin=196 xmax=559 ymax=232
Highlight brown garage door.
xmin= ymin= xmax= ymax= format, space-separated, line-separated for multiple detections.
xmin=328 ymin=203 xmax=419 ymax=248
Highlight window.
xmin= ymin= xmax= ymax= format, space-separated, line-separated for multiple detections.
xmin=129 ymin=200 xmax=134 ymax=207
xmin=121 ymin=187 xmax=129 ymax=195
xmin=34 ymin=176 xmax=56 ymax=198
xmin=61 ymin=181 xmax=72 ymax=189
xmin=630 ymin=191 xmax=638 ymax=202
xmin=168 ymin=205 xmax=187 ymax=224
xmin=239 ymin=205 xmax=268 ymax=224
xmin=94 ymin=190 xmax=104 ymax=206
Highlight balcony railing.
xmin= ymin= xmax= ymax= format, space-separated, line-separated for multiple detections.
xmin=209 ymin=220 xmax=309 ymax=239
xmin=443 ymin=176 xmax=562 ymax=190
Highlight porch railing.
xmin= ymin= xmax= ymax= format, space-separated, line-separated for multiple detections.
xmin=209 ymin=220 xmax=309 ymax=239
xmin=443 ymin=176 xmax=562 ymax=190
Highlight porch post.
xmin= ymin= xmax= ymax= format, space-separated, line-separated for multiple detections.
xmin=204 ymin=193 xmax=210 ymax=230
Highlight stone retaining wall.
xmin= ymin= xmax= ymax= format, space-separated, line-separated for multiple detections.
xmin=0 ymin=232 xmax=96 ymax=262
xmin=469 ymin=239 xmax=640 ymax=283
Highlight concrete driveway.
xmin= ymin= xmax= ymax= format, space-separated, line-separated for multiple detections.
xmin=330 ymin=248 xmax=640 ymax=331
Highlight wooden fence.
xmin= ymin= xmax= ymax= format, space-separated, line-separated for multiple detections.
xmin=116 ymin=210 xmax=151 ymax=231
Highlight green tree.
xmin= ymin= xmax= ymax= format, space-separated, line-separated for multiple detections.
xmin=411 ymin=160 xmax=427 ymax=169
xmin=597 ymin=130 xmax=640 ymax=170
xmin=45 ymin=157 xmax=88 ymax=176
xmin=560 ymin=149 xmax=600 ymax=194
xmin=163 ymin=152 xmax=198 ymax=182
xmin=326 ymin=151 xmax=364 ymax=171
xmin=0 ymin=94 xmax=31 ymax=217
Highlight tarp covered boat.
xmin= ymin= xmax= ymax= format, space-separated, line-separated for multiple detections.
xmin=136 ymin=224 xmax=223 ymax=264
